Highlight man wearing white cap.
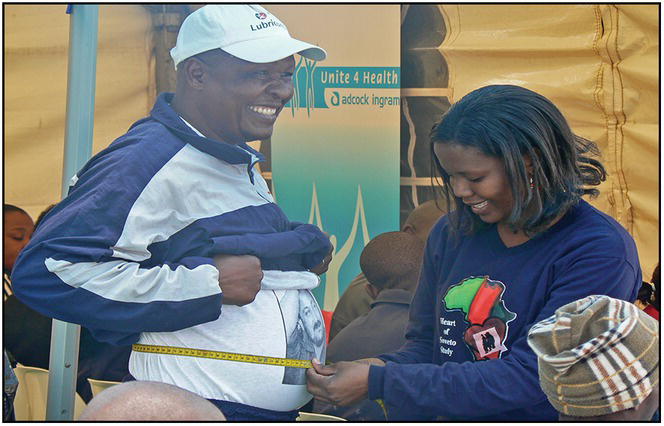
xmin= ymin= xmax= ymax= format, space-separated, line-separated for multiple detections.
xmin=11 ymin=4 xmax=330 ymax=421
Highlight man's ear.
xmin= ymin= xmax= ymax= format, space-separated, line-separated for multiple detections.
xmin=364 ymin=283 xmax=380 ymax=300
xmin=182 ymin=58 xmax=206 ymax=90
xmin=402 ymin=223 xmax=415 ymax=235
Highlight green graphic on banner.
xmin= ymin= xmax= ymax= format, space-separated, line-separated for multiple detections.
xmin=288 ymin=58 xmax=401 ymax=115
xmin=272 ymin=125 xmax=399 ymax=311
xmin=270 ymin=5 xmax=401 ymax=311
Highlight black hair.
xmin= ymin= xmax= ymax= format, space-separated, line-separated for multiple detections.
xmin=3 ymin=204 xmax=29 ymax=217
xmin=359 ymin=231 xmax=425 ymax=293
xmin=430 ymin=85 xmax=606 ymax=236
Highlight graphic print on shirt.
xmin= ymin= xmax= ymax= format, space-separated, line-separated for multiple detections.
xmin=282 ymin=289 xmax=326 ymax=384
xmin=442 ymin=276 xmax=516 ymax=360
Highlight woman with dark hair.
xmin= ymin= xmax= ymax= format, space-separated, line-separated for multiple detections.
xmin=306 ymin=85 xmax=642 ymax=421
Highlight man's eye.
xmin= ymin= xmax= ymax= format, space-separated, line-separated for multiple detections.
xmin=282 ymin=72 xmax=293 ymax=79
xmin=469 ymin=177 xmax=484 ymax=183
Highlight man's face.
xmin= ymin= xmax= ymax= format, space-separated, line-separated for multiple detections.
xmin=300 ymin=293 xmax=324 ymax=346
xmin=196 ymin=51 xmax=295 ymax=144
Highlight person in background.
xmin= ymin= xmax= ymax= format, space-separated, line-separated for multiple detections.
xmin=4 ymin=203 xmax=131 ymax=402
xmin=3 ymin=204 xmax=51 ymax=370
xmin=3 ymin=205 xmax=34 ymax=301
xmin=527 ymin=295 xmax=659 ymax=421
xmin=11 ymin=5 xmax=330 ymax=421
xmin=315 ymin=231 xmax=424 ymax=420
xmin=306 ymin=85 xmax=641 ymax=421
xmin=327 ymin=232 xmax=425 ymax=363
xmin=78 ymin=381 xmax=227 ymax=421
xmin=329 ymin=199 xmax=447 ymax=341
xmin=3 ymin=205 xmax=35 ymax=421
xmin=636 ymin=262 xmax=660 ymax=320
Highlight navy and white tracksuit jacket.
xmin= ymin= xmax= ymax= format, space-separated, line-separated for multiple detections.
xmin=11 ymin=92 xmax=331 ymax=411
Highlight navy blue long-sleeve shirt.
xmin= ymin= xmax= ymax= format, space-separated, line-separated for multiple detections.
xmin=368 ymin=200 xmax=640 ymax=421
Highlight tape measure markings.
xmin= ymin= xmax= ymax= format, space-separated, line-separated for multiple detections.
xmin=132 ymin=343 xmax=313 ymax=369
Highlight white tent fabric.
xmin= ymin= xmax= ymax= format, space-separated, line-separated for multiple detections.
xmin=5 ymin=5 xmax=155 ymax=219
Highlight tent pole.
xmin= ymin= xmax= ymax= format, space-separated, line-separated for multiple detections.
xmin=46 ymin=4 xmax=98 ymax=420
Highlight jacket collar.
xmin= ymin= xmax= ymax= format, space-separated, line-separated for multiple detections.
xmin=370 ymin=288 xmax=412 ymax=308
xmin=150 ymin=93 xmax=265 ymax=167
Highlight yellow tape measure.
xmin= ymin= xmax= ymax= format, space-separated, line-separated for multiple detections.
xmin=132 ymin=343 xmax=313 ymax=369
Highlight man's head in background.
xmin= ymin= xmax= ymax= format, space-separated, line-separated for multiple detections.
xmin=527 ymin=295 xmax=659 ymax=421
xmin=77 ymin=381 xmax=226 ymax=421
xmin=170 ymin=5 xmax=326 ymax=145
xmin=402 ymin=199 xmax=448 ymax=242
xmin=360 ymin=231 xmax=425 ymax=299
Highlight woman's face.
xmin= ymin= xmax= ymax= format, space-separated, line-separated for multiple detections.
xmin=3 ymin=210 xmax=34 ymax=272
xmin=434 ymin=142 xmax=514 ymax=226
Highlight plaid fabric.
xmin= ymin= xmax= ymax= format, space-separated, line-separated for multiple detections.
xmin=527 ymin=295 xmax=659 ymax=417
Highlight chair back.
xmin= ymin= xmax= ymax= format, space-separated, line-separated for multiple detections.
xmin=297 ymin=411 xmax=346 ymax=421
xmin=12 ymin=364 xmax=86 ymax=420
xmin=87 ymin=377 xmax=121 ymax=397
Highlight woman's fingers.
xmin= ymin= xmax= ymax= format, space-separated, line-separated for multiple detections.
xmin=306 ymin=366 xmax=335 ymax=403
xmin=311 ymin=358 xmax=336 ymax=376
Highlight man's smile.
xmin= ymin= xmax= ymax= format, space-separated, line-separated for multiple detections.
xmin=249 ymin=105 xmax=279 ymax=119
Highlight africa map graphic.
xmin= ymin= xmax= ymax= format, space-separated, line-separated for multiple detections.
xmin=443 ymin=276 xmax=516 ymax=360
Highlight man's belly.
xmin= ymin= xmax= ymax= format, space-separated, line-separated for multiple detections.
xmin=129 ymin=288 xmax=324 ymax=412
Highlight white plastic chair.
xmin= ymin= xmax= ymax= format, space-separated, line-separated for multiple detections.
xmin=297 ymin=411 xmax=346 ymax=421
xmin=12 ymin=364 xmax=86 ymax=420
xmin=87 ymin=377 xmax=121 ymax=397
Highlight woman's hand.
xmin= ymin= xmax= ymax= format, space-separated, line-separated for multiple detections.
xmin=306 ymin=359 xmax=376 ymax=406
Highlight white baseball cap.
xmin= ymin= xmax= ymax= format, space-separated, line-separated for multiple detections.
xmin=170 ymin=4 xmax=327 ymax=68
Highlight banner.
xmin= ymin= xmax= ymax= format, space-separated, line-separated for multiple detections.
xmin=269 ymin=5 xmax=401 ymax=310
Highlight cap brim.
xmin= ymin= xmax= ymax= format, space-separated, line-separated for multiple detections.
xmin=221 ymin=36 xmax=327 ymax=63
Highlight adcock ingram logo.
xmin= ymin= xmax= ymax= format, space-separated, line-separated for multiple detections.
xmin=287 ymin=59 xmax=400 ymax=117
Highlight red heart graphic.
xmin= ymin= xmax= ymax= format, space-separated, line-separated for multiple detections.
xmin=463 ymin=317 xmax=506 ymax=360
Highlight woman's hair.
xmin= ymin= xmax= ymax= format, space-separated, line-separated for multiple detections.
xmin=430 ymin=85 xmax=606 ymax=236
